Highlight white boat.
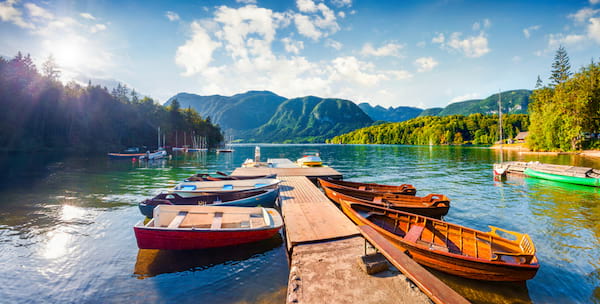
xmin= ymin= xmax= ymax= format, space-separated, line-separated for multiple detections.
xmin=171 ymin=178 xmax=281 ymax=198
xmin=296 ymin=152 xmax=322 ymax=167
xmin=140 ymin=149 xmax=167 ymax=160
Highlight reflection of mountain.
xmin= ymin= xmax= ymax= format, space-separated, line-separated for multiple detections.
xmin=133 ymin=232 xmax=284 ymax=278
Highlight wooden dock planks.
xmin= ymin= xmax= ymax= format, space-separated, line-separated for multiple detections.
xmin=279 ymin=176 xmax=358 ymax=250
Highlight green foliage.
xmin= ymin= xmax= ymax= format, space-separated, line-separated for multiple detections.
xmin=0 ymin=52 xmax=222 ymax=152
xmin=327 ymin=114 xmax=529 ymax=145
xmin=436 ymin=90 xmax=531 ymax=116
xmin=528 ymin=60 xmax=600 ymax=151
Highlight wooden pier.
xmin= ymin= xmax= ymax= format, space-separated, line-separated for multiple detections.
xmin=232 ymin=162 xmax=468 ymax=304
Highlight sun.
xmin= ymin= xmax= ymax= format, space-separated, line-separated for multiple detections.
xmin=51 ymin=36 xmax=88 ymax=69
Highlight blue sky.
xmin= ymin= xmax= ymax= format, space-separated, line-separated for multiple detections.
xmin=1 ymin=0 xmax=599 ymax=109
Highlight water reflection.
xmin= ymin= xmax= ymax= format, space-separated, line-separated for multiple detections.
xmin=134 ymin=232 xmax=284 ymax=278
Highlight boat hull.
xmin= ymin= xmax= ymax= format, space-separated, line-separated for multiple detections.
xmin=524 ymin=168 xmax=600 ymax=187
xmin=318 ymin=178 xmax=416 ymax=196
xmin=321 ymin=182 xmax=449 ymax=218
xmin=108 ymin=153 xmax=146 ymax=159
xmin=339 ymin=200 xmax=539 ymax=281
xmin=138 ymin=189 xmax=279 ymax=218
xmin=134 ymin=226 xmax=281 ymax=250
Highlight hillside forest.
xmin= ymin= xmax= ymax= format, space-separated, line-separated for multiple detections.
xmin=0 ymin=52 xmax=222 ymax=152
xmin=327 ymin=114 xmax=529 ymax=145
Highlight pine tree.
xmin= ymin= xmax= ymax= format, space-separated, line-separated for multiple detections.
xmin=549 ymin=45 xmax=571 ymax=86
xmin=535 ymin=75 xmax=543 ymax=89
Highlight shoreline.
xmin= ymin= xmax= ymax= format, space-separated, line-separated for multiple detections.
xmin=491 ymin=144 xmax=600 ymax=158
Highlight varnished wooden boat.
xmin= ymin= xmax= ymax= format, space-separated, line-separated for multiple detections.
xmin=186 ymin=172 xmax=276 ymax=181
xmin=134 ymin=205 xmax=283 ymax=250
xmin=318 ymin=178 xmax=416 ymax=196
xmin=339 ymin=198 xmax=539 ymax=281
xmin=319 ymin=179 xmax=449 ymax=218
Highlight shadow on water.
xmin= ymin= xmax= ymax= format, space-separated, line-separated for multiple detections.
xmin=133 ymin=232 xmax=284 ymax=278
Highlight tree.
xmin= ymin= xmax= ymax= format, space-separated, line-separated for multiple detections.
xmin=535 ymin=75 xmax=543 ymax=89
xmin=42 ymin=54 xmax=60 ymax=80
xmin=550 ymin=45 xmax=571 ymax=86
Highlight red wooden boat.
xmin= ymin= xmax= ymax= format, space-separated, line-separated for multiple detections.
xmin=339 ymin=198 xmax=539 ymax=281
xmin=319 ymin=179 xmax=449 ymax=218
xmin=134 ymin=205 xmax=283 ymax=250
xmin=318 ymin=178 xmax=416 ymax=196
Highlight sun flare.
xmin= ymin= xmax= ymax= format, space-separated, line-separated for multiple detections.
xmin=51 ymin=36 xmax=87 ymax=69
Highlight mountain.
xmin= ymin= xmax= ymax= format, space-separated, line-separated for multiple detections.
xmin=167 ymin=91 xmax=287 ymax=130
xmin=435 ymin=89 xmax=532 ymax=116
xmin=249 ymin=96 xmax=373 ymax=143
xmin=359 ymin=90 xmax=532 ymax=122
xmin=358 ymin=103 xmax=423 ymax=122
xmin=166 ymin=92 xmax=372 ymax=143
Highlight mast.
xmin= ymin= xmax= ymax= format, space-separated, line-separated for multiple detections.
xmin=498 ymin=90 xmax=503 ymax=163
xmin=157 ymin=126 xmax=161 ymax=149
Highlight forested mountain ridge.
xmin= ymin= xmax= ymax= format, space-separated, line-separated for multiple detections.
xmin=168 ymin=91 xmax=287 ymax=131
xmin=435 ymin=90 xmax=532 ymax=116
xmin=358 ymin=103 xmax=423 ymax=122
xmin=247 ymin=96 xmax=373 ymax=142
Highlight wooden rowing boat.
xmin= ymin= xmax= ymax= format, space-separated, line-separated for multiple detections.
xmin=318 ymin=178 xmax=416 ymax=196
xmin=494 ymin=161 xmax=600 ymax=187
xmin=134 ymin=205 xmax=283 ymax=250
xmin=138 ymin=188 xmax=279 ymax=218
xmin=171 ymin=178 xmax=281 ymax=198
xmin=319 ymin=179 xmax=449 ymax=218
xmin=339 ymin=198 xmax=539 ymax=281
xmin=186 ymin=172 xmax=276 ymax=181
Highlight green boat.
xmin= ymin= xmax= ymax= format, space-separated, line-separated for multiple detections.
xmin=524 ymin=168 xmax=600 ymax=187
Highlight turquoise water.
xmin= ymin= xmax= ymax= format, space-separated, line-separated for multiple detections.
xmin=0 ymin=145 xmax=598 ymax=303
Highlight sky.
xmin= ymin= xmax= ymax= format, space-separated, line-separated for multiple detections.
xmin=1 ymin=0 xmax=599 ymax=109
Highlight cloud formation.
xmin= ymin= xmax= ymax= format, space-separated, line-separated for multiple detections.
xmin=360 ymin=42 xmax=403 ymax=57
xmin=414 ymin=57 xmax=438 ymax=72
xmin=523 ymin=25 xmax=540 ymax=38
xmin=434 ymin=32 xmax=490 ymax=58
xmin=166 ymin=11 xmax=180 ymax=21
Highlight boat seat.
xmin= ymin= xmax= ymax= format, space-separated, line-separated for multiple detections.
xmin=358 ymin=186 xmax=366 ymax=190
xmin=404 ymin=224 xmax=425 ymax=243
xmin=168 ymin=211 xmax=188 ymax=228
xmin=222 ymin=184 xmax=234 ymax=190
xmin=180 ymin=213 xmax=213 ymax=228
xmin=179 ymin=185 xmax=196 ymax=190
xmin=210 ymin=212 xmax=223 ymax=229
xmin=372 ymin=197 xmax=383 ymax=204
xmin=416 ymin=240 xmax=450 ymax=252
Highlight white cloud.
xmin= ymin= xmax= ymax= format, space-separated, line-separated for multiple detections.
xmin=325 ymin=39 xmax=342 ymax=50
xmin=450 ymin=93 xmax=481 ymax=103
xmin=338 ymin=11 xmax=345 ymax=18
xmin=441 ymin=32 xmax=490 ymax=58
xmin=175 ymin=21 xmax=222 ymax=76
xmin=416 ymin=41 xmax=426 ymax=48
xmin=293 ymin=1 xmax=339 ymax=40
xmin=80 ymin=12 xmax=95 ymax=20
xmin=332 ymin=0 xmax=352 ymax=7
xmin=414 ymin=57 xmax=438 ymax=72
xmin=432 ymin=33 xmax=444 ymax=44
xmin=294 ymin=13 xmax=322 ymax=40
xmin=548 ymin=33 xmax=586 ymax=49
xmin=588 ymin=17 xmax=600 ymax=43
xmin=569 ymin=8 xmax=599 ymax=23
xmin=165 ymin=11 xmax=180 ymax=21
xmin=523 ymin=25 xmax=540 ymax=38
xmin=472 ymin=19 xmax=491 ymax=31
xmin=360 ymin=42 xmax=403 ymax=57
xmin=388 ymin=70 xmax=413 ymax=80
xmin=282 ymin=37 xmax=304 ymax=54
xmin=90 ymin=23 xmax=107 ymax=33
xmin=331 ymin=56 xmax=388 ymax=86
xmin=0 ymin=0 xmax=34 ymax=28
xmin=25 ymin=3 xmax=53 ymax=20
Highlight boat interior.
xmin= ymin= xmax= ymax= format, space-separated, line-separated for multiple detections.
xmin=147 ymin=206 xmax=279 ymax=230
xmin=353 ymin=203 xmax=536 ymax=265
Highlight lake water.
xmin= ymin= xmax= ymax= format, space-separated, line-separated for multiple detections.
xmin=0 ymin=145 xmax=598 ymax=304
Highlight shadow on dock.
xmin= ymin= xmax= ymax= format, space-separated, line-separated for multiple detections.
xmin=133 ymin=232 xmax=284 ymax=278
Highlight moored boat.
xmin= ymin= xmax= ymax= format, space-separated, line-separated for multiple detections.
xmin=339 ymin=199 xmax=540 ymax=281
xmin=171 ymin=178 xmax=281 ymax=198
xmin=139 ymin=149 xmax=167 ymax=160
xmin=319 ymin=179 xmax=449 ymax=218
xmin=134 ymin=205 xmax=283 ymax=250
xmin=296 ymin=152 xmax=322 ymax=167
xmin=138 ymin=188 xmax=279 ymax=218
xmin=107 ymin=147 xmax=146 ymax=159
xmin=185 ymin=172 xmax=276 ymax=181
xmin=524 ymin=167 xmax=600 ymax=187
xmin=318 ymin=178 xmax=416 ymax=196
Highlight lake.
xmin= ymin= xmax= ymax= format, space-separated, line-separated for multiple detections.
xmin=0 ymin=144 xmax=598 ymax=304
